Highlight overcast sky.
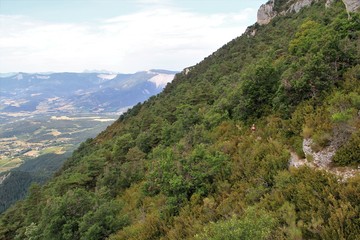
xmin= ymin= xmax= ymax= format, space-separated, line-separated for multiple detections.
xmin=0 ymin=0 xmax=264 ymax=73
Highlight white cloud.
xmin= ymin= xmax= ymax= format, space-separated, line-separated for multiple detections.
xmin=135 ymin=0 xmax=172 ymax=5
xmin=0 ymin=5 xmax=257 ymax=73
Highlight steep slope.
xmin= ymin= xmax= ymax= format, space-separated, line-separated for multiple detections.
xmin=0 ymin=152 xmax=70 ymax=213
xmin=1 ymin=1 xmax=360 ymax=239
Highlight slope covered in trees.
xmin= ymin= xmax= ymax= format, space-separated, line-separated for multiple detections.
xmin=1 ymin=1 xmax=360 ymax=239
xmin=0 ymin=152 xmax=71 ymax=214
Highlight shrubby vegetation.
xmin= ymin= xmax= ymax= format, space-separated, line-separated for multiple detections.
xmin=1 ymin=1 xmax=360 ymax=239
xmin=333 ymin=131 xmax=360 ymax=165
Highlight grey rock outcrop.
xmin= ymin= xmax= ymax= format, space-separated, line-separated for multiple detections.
xmin=289 ymin=139 xmax=360 ymax=181
xmin=326 ymin=0 xmax=336 ymax=8
xmin=257 ymin=0 xmax=360 ymax=25
xmin=342 ymin=0 xmax=360 ymax=12
xmin=303 ymin=138 xmax=335 ymax=168
xmin=257 ymin=0 xmax=277 ymax=25
xmin=257 ymin=0 xmax=318 ymax=25
xmin=288 ymin=0 xmax=317 ymax=13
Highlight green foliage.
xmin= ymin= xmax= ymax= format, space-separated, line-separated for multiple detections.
xmin=331 ymin=110 xmax=353 ymax=122
xmin=261 ymin=167 xmax=360 ymax=239
xmin=329 ymin=91 xmax=360 ymax=123
xmin=145 ymin=144 xmax=230 ymax=215
xmin=333 ymin=131 xmax=360 ymax=166
xmin=234 ymin=60 xmax=280 ymax=121
xmin=39 ymin=189 xmax=95 ymax=240
xmin=288 ymin=20 xmax=324 ymax=56
xmin=275 ymin=11 xmax=360 ymax=112
xmin=0 ymin=171 xmax=46 ymax=214
xmin=232 ymin=136 xmax=290 ymax=191
xmin=277 ymin=202 xmax=302 ymax=239
xmin=78 ymin=201 xmax=129 ymax=240
xmin=195 ymin=207 xmax=276 ymax=240
xmin=328 ymin=87 xmax=360 ymax=148
xmin=113 ymin=133 xmax=135 ymax=162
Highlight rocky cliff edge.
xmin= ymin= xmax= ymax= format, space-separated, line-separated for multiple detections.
xmin=257 ymin=0 xmax=360 ymax=25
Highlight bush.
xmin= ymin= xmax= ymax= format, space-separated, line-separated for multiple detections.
xmin=312 ymin=132 xmax=332 ymax=151
xmin=195 ymin=207 xmax=276 ymax=240
xmin=333 ymin=132 xmax=360 ymax=166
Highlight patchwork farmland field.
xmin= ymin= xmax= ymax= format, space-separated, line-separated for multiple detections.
xmin=0 ymin=113 xmax=117 ymax=173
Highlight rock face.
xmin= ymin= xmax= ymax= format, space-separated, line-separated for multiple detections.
xmin=257 ymin=0 xmax=277 ymax=25
xmin=343 ymin=0 xmax=360 ymax=12
xmin=257 ymin=0 xmax=360 ymax=25
xmin=302 ymin=138 xmax=336 ymax=168
xmin=256 ymin=0 xmax=318 ymax=25
xmin=288 ymin=0 xmax=317 ymax=13
xmin=326 ymin=0 xmax=336 ymax=8
xmin=289 ymin=139 xmax=360 ymax=181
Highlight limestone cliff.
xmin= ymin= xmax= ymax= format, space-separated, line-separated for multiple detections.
xmin=343 ymin=0 xmax=360 ymax=12
xmin=257 ymin=0 xmax=276 ymax=25
xmin=257 ymin=0 xmax=318 ymax=25
xmin=257 ymin=0 xmax=360 ymax=25
xmin=287 ymin=0 xmax=318 ymax=13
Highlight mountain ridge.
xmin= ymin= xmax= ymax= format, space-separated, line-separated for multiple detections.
xmin=257 ymin=0 xmax=360 ymax=25
xmin=0 ymin=70 xmax=177 ymax=115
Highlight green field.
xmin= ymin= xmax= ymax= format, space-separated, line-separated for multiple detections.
xmin=0 ymin=113 xmax=118 ymax=173
xmin=0 ymin=157 xmax=22 ymax=172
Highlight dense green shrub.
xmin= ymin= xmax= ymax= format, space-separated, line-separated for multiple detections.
xmin=195 ymin=207 xmax=276 ymax=240
xmin=333 ymin=131 xmax=360 ymax=166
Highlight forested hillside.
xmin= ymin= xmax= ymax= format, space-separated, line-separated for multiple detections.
xmin=1 ymin=1 xmax=360 ymax=239
xmin=0 ymin=152 xmax=71 ymax=213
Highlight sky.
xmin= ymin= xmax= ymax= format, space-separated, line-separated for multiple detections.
xmin=0 ymin=0 xmax=264 ymax=73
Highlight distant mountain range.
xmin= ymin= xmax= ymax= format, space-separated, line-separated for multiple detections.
xmin=0 ymin=69 xmax=177 ymax=114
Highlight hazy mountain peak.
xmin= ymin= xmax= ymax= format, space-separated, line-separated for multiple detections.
xmin=14 ymin=73 xmax=23 ymax=80
xmin=97 ymin=73 xmax=118 ymax=80
xmin=0 ymin=70 xmax=177 ymax=114
xmin=36 ymin=75 xmax=50 ymax=79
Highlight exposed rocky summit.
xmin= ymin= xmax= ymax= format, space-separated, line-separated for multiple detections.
xmin=257 ymin=0 xmax=277 ymax=25
xmin=257 ymin=0 xmax=319 ymax=25
xmin=257 ymin=0 xmax=360 ymax=25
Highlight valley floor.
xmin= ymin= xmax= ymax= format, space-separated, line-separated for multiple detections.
xmin=0 ymin=113 xmax=117 ymax=173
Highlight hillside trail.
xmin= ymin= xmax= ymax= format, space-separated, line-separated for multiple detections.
xmin=289 ymin=138 xmax=360 ymax=181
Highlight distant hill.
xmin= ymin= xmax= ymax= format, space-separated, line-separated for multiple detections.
xmin=0 ymin=70 xmax=177 ymax=114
